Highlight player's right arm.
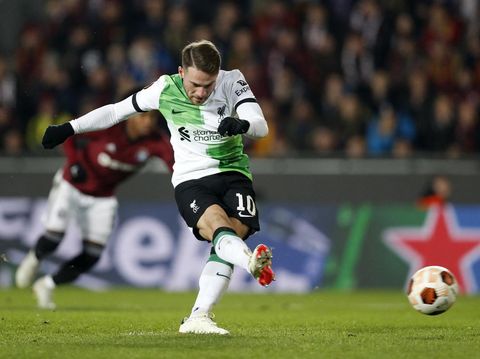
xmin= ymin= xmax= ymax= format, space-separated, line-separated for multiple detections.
xmin=42 ymin=77 xmax=166 ymax=149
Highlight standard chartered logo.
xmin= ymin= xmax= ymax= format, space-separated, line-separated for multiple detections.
xmin=178 ymin=127 xmax=222 ymax=142
xmin=193 ymin=129 xmax=222 ymax=141
xmin=178 ymin=127 xmax=190 ymax=141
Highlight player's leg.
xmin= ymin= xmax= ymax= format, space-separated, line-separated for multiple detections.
xmin=175 ymin=173 xmax=273 ymax=334
xmin=176 ymin=173 xmax=274 ymax=284
xmin=191 ymin=247 xmax=233 ymax=315
xmin=204 ymin=210 xmax=274 ymax=286
xmin=212 ymin=173 xmax=274 ymax=285
xmin=54 ymin=193 xmax=115 ymax=285
xmin=33 ymin=240 xmax=104 ymax=310
xmin=16 ymin=231 xmax=64 ymax=289
xmin=198 ymin=205 xmax=252 ymax=268
xmin=53 ymin=240 xmax=104 ymax=284
xmin=16 ymin=171 xmax=69 ymax=289
xmin=33 ymin=193 xmax=116 ymax=309
xmin=179 ymin=247 xmax=232 ymax=335
xmin=34 ymin=231 xmax=64 ymax=260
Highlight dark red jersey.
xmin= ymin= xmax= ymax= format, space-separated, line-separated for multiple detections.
xmin=62 ymin=121 xmax=174 ymax=197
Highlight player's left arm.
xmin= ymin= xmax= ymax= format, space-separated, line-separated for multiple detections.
xmin=234 ymin=100 xmax=268 ymax=139
xmin=218 ymin=70 xmax=268 ymax=139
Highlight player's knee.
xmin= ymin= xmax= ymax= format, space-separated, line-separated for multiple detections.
xmin=205 ymin=205 xmax=230 ymax=222
xmin=230 ymin=220 xmax=249 ymax=239
xmin=198 ymin=205 xmax=232 ymax=240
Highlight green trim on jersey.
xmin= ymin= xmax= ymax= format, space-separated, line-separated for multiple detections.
xmin=207 ymin=137 xmax=252 ymax=180
xmin=158 ymin=75 xmax=204 ymax=126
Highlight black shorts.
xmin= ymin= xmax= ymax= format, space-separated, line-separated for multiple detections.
xmin=174 ymin=171 xmax=260 ymax=241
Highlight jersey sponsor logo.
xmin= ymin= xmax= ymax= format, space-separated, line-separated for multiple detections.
xmin=235 ymin=85 xmax=250 ymax=97
xmin=172 ymin=109 xmax=186 ymax=114
xmin=178 ymin=127 xmax=222 ymax=142
xmin=190 ymin=200 xmax=200 ymax=213
xmin=178 ymin=127 xmax=191 ymax=141
xmin=235 ymin=80 xmax=250 ymax=96
xmin=193 ymin=129 xmax=222 ymax=142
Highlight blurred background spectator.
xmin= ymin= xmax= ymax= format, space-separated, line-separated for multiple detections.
xmin=0 ymin=0 xmax=479 ymax=158
xmin=417 ymin=174 xmax=452 ymax=209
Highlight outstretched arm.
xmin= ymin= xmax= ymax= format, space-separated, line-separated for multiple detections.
xmin=42 ymin=97 xmax=137 ymax=149
xmin=42 ymin=77 xmax=166 ymax=149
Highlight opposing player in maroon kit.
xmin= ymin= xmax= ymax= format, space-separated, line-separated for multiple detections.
xmin=15 ymin=109 xmax=173 ymax=309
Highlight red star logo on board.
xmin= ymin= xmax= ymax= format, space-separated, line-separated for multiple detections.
xmin=384 ymin=205 xmax=480 ymax=293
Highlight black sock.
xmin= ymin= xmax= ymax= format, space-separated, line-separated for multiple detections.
xmin=52 ymin=242 xmax=103 ymax=285
xmin=34 ymin=233 xmax=63 ymax=260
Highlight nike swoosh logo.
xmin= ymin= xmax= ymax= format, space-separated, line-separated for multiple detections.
xmin=238 ymin=213 xmax=254 ymax=218
xmin=216 ymin=272 xmax=231 ymax=279
xmin=172 ymin=109 xmax=185 ymax=114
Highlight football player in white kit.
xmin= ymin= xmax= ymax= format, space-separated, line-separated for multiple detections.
xmin=16 ymin=106 xmax=173 ymax=310
xmin=41 ymin=40 xmax=275 ymax=335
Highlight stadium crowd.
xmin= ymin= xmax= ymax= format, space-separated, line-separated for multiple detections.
xmin=0 ymin=0 xmax=479 ymax=158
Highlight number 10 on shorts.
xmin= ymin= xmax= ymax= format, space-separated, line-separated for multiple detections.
xmin=236 ymin=193 xmax=256 ymax=217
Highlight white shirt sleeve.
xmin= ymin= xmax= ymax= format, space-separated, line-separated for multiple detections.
xmin=133 ymin=76 xmax=166 ymax=111
xmin=70 ymin=98 xmax=133 ymax=133
xmin=236 ymin=101 xmax=268 ymax=138
xmin=229 ymin=70 xmax=268 ymax=138
xmin=69 ymin=76 xmax=166 ymax=134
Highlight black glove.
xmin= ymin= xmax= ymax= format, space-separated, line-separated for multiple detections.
xmin=69 ymin=163 xmax=87 ymax=183
xmin=42 ymin=122 xmax=74 ymax=149
xmin=218 ymin=117 xmax=250 ymax=137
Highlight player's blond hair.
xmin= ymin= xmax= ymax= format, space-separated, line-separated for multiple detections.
xmin=181 ymin=40 xmax=221 ymax=74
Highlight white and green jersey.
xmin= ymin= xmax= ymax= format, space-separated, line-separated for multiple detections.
xmin=70 ymin=69 xmax=268 ymax=188
xmin=134 ymin=70 xmax=265 ymax=187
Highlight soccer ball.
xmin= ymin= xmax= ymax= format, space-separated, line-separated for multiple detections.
xmin=407 ymin=265 xmax=458 ymax=315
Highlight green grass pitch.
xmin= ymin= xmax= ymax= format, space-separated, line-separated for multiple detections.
xmin=1 ymin=288 xmax=479 ymax=358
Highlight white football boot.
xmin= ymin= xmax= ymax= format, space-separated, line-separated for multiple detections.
xmin=179 ymin=313 xmax=230 ymax=335
xmin=33 ymin=275 xmax=56 ymax=310
xmin=15 ymin=251 xmax=40 ymax=288
xmin=248 ymin=244 xmax=275 ymax=286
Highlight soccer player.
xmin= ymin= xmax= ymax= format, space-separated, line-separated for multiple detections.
xmin=16 ymin=108 xmax=174 ymax=310
xmin=40 ymin=40 xmax=275 ymax=335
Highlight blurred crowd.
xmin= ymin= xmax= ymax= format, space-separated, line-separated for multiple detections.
xmin=0 ymin=0 xmax=479 ymax=158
